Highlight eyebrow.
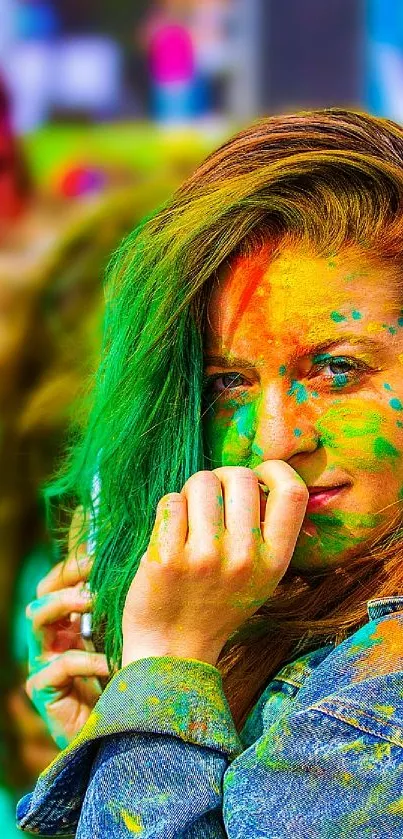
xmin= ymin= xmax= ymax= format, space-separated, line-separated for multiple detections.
xmin=204 ymin=335 xmax=384 ymax=369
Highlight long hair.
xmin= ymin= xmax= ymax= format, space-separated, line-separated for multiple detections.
xmin=48 ymin=109 xmax=403 ymax=730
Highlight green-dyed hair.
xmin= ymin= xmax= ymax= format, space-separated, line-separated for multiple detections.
xmin=49 ymin=109 xmax=403 ymax=728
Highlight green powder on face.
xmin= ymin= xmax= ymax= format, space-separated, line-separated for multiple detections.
xmin=316 ymin=405 xmax=384 ymax=448
xmin=305 ymin=515 xmax=364 ymax=557
xmin=373 ymin=436 xmax=400 ymax=460
xmin=233 ymin=403 xmax=257 ymax=440
xmin=205 ymin=400 xmax=257 ymax=468
xmin=351 ymin=310 xmax=362 ymax=320
xmin=389 ymin=398 xmax=403 ymax=411
xmin=309 ymin=511 xmax=380 ymax=530
xmin=383 ymin=324 xmax=397 ymax=335
xmin=306 ymin=510 xmax=380 ymax=558
xmin=383 ymin=383 xmax=393 ymax=391
xmin=278 ymin=364 xmax=287 ymax=376
xmin=252 ymin=442 xmax=264 ymax=456
xmin=332 ymin=374 xmax=349 ymax=389
xmin=287 ymin=380 xmax=309 ymax=404
xmin=293 ymin=428 xmax=302 ymax=437
xmin=330 ymin=311 xmax=347 ymax=323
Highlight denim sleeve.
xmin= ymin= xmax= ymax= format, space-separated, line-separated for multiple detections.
xmin=77 ymin=733 xmax=228 ymax=837
xmin=223 ymin=614 xmax=403 ymax=837
xmin=16 ymin=657 xmax=242 ymax=837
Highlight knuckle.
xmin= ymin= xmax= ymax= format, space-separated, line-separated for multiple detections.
xmin=36 ymin=580 xmax=46 ymax=598
xmin=25 ymin=677 xmax=34 ymax=699
xmin=185 ymin=470 xmax=220 ymax=491
xmin=188 ymin=545 xmax=221 ymax=572
xmin=281 ymin=482 xmax=309 ymax=504
xmin=214 ymin=466 xmax=255 ymax=482
xmin=226 ymin=561 xmax=252 ymax=587
xmin=230 ymin=466 xmax=255 ymax=480
xmin=157 ymin=492 xmax=185 ymax=509
xmin=25 ymin=602 xmax=34 ymax=620
xmin=228 ymin=549 xmax=253 ymax=574
xmin=158 ymin=492 xmax=183 ymax=507
xmin=156 ymin=553 xmax=183 ymax=572
xmin=87 ymin=652 xmax=101 ymax=670
xmin=61 ymin=650 xmax=76 ymax=670
xmin=36 ymin=573 xmax=53 ymax=599
xmin=145 ymin=544 xmax=183 ymax=571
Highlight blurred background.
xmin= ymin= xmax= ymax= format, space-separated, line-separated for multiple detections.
xmin=0 ymin=0 xmax=402 ymax=834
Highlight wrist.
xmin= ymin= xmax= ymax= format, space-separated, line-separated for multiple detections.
xmin=121 ymin=636 xmax=223 ymax=669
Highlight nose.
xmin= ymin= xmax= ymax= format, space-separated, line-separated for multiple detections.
xmin=251 ymin=381 xmax=319 ymax=463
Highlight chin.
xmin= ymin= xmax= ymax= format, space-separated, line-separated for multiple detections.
xmin=290 ymin=532 xmax=371 ymax=574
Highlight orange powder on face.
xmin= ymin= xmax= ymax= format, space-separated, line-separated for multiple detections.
xmin=223 ymin=244 xmax=273 ymax=344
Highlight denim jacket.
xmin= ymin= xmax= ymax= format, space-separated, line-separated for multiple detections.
xmin=16 ymin=597 xmax=403 ymax=838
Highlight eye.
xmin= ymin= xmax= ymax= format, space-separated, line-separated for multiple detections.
xmin=311 ymin=356 xmax=372 ymax=388
xmin=203 ymin=371 xmax=250 ymax=397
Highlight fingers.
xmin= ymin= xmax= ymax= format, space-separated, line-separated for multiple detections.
xmin=212 ymin=467 xmax=260 ymax=535
xmin=37 ymin=556 xmax=92 ymax=598
xmin=26 ymin=651 xmax=109 ymax=698
xmin=27 ymin=586 xmax=93 ymax=632
xmin=253 ymin=460 xmax=308 ymax=573
xmin=182 ymin=471 xmax=224 ymax=555
xmin=148 ymin=463 xmax=306 ymax=581
xmin=148 ymin=493 xmax=187 ymax=564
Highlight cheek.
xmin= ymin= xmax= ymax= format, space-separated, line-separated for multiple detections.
xmin=316 ymin=396 xmax=403 ymax=475
xmin=203 ymin=401 xmax=257 ymax=467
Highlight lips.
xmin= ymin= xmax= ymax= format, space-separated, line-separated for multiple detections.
xmin=306 ymin=484 xmax=350 ymax=512
xmin=257 ymin=480 xmax=350 ymax=519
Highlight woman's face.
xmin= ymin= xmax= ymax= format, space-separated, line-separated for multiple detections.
xmin=204 ymin=242 xmax=403 ymax=570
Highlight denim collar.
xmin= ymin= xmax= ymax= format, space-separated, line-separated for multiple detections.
xmin=367 ymin=596 xmax=403 ymax=620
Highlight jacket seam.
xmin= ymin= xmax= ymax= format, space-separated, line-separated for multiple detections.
xmin=271 ymin=676 xmax=305 ymax=690
xmin=311 ymin=705 xmax=403 ymax=747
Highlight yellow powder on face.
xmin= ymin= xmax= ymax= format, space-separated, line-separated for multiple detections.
xmin=366 ymin=322 xmax=383 ymax=333
xmin=118 ymin=680 xmax=128 ymax=692
xmin=121 ymin=809 xmax=144 ymax=833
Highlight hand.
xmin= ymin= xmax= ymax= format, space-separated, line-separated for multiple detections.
xmin=25 ymin=508 xmax=110 ymax=749
xmin=122 ymin=461 xmax=308 ymax=668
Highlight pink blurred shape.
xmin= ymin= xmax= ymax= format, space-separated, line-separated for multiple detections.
xmin=149 ymin=24 xmax=195 ymax=84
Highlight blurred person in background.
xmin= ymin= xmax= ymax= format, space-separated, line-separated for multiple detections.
xmin=139 ymin=0 xmax=233 ymax=125
xmin=0 ymin=74 xmax=32 ymax=232
xmin=139 ymin=0 xmax=199 ymax=124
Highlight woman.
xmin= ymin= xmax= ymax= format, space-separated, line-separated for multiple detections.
xmin=17 ymin=109 xmax=403 ymax=836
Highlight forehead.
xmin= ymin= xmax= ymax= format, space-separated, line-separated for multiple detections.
xmin=206 ymin=243 xmax=399 ymax=355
